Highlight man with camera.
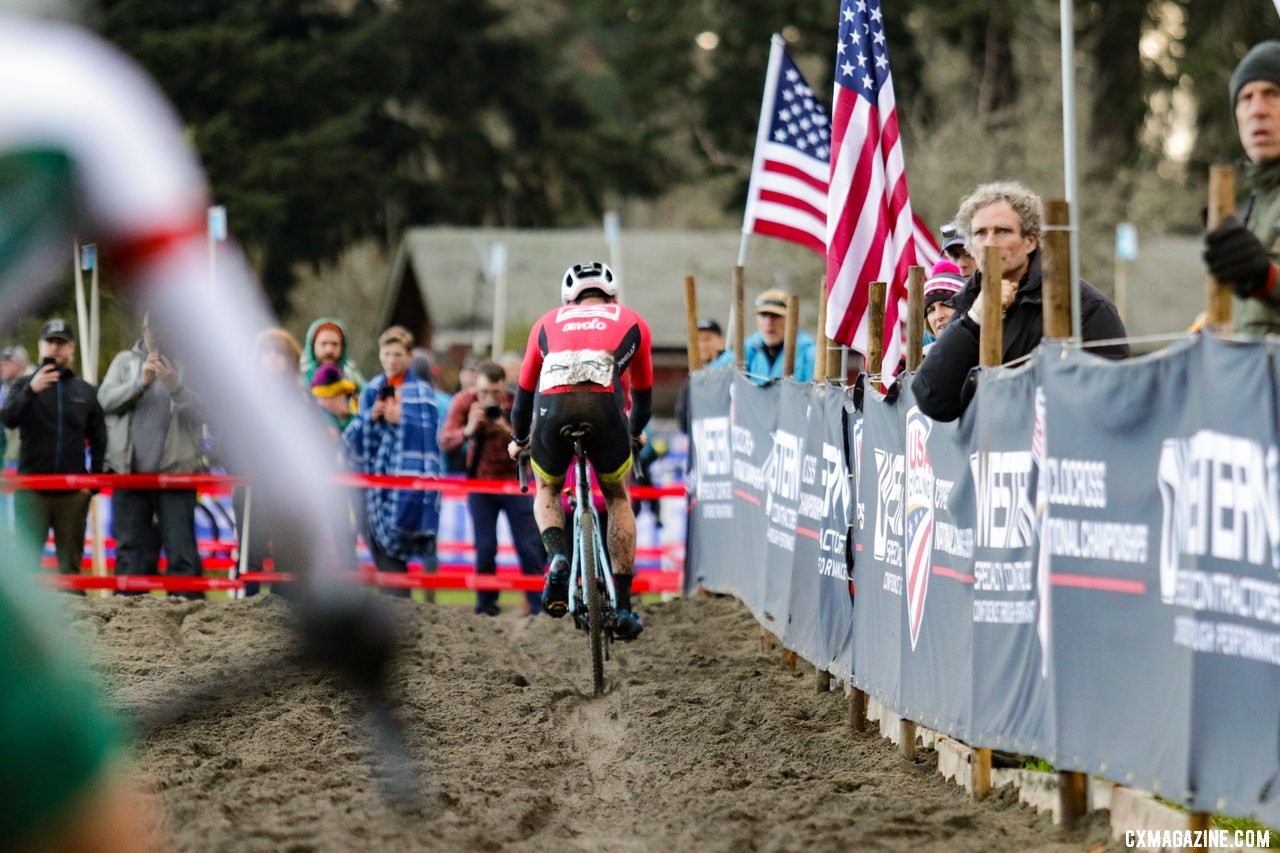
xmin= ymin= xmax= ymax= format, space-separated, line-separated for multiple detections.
xmin=0 ymin=319 xmax=106 ymax=582
xmin=442 ymin=360 xmax=545 ymax=616
xmin=98 ymin=314 xmax=206 ymax=596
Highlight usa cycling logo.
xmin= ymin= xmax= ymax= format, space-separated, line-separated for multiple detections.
xmin=556 ymin=303 xmax=620 ymax=332
xmin=904 ymin=407 xmax=934 ymax=651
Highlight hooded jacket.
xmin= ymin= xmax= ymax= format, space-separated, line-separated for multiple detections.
xmin=911 ymin=247 xmax=1129 ymax=422
xmin=301 ymin=316 xmax=366 ymax=390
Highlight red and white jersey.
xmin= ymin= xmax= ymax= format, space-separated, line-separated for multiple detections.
xmin=519 ymin=302 xmax=653 ymax=396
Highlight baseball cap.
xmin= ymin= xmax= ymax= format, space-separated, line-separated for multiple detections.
xmin=40 ymin=318 xmax=75 ymax=343
xmin=940 ymin=222 xmax=967 ymax=254
xmin=753 ymin=289 xmax=790 ymax=316
xmin=696 ymin=318 xmax=723 ymax=335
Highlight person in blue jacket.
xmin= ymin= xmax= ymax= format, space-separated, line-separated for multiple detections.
xmin=713 ymin=288 xmax=815 ymax=383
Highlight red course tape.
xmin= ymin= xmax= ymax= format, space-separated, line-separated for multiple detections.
xmin=1 ymin=471 xmax=684 ymax=500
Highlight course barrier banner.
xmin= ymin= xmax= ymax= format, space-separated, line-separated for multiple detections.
xmin=1043 ymin=336 xmax=1280 ymax=818
xmin=828 ymin=393 xmax=860 ymax=683
xmin=961 ymin=358 xmax=1051 ymax=756
xmin=687 ymin=333 xmax=1280 ymax=825
xmin=731 ymin=373 xmax=782 ymax=623
xmin=853 ymin=382 xmax=906 ymax=708
xmin=782 ymin=383 xmax=855 ymax=671
xmin=686 ymin=365 xmax=736 ymax=596
xmin=894 ymin=378 xmax=973 ymax=739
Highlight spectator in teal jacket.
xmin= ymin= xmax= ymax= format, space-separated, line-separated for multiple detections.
xmin=713 ymin=288 xmax=816 ymax=383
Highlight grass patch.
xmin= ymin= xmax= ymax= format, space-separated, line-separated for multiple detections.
xmin=1212 ymin=813 xmax=1278 ymax=837
xmin=1021 ymin=757 xmax=1055 ymax=773
xmin=1154 ymin=795 xmax=1278 ymax=837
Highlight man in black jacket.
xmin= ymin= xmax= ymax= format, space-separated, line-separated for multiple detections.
xmin=911 ymin=182 xmax=1129 ymax=422
xmin=0 ymin=319 xmax=106 ymax=580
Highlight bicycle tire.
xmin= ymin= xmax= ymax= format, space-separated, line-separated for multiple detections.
xmin=580 ymin=510 xmax=605 ymax=696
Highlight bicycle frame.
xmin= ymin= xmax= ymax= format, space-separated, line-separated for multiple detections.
xmin=566 ymin=441 xmax=617 ymax=620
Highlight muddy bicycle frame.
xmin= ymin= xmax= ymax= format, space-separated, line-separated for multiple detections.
xmin=520 ymin=424 xmax=620 ymax=694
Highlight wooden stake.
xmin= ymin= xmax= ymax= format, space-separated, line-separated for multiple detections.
xmin=1188 ymin=812 xmax=1212 ymax=850
xmin=979 ymin=246 xmax=1004 ymax=367
xmin=906 ymin=265 xmax=925 ymax=371
xmin=850 ymin=689 xmax=868 ymax=732
xmin=1205 ymin=165 xmax=1236 ymax=331
xmin=867 ymin=281 xmax=886 ymax=378
xmin=781 ymin=649 xmax=798 ymax=669
xmin=900 ymin=720 xmax=917 ymax=762
xmin=1059 ymin=769 xmax=1089 ymax=829
xmin=816 ymin=670 xmax=831 ymax=694
xmin=972 ymin=746 xmax=992 ymax=801
xmin=733 ymin=266 xmax=746 ymax=371
xmin=684 ymin=275 xmax=700 ymax=372
xmin=815 ymin=275 xmax=829 ymax=383
xmin=1041 ymin=201 xmax=1073 ymax=340
xmin=782 ymin=295 xmax=799 ymax=378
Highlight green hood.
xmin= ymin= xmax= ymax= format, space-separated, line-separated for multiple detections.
xmin=301 ymin=316 xmax=365 ymax=388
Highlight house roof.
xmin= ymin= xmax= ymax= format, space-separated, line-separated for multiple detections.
xmin=384 ymin=227 xmax=827 ymax=350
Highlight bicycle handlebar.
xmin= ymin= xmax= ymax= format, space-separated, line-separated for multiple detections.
xmin=517 ymin=451 xmax=531 ymax=493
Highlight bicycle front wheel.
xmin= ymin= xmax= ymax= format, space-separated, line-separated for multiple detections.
xmin=580 ymin=510 xmax=605 ymax=696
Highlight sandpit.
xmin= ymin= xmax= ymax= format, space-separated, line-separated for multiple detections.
xmin=65 ymin=594 xmax=1115 ymax=851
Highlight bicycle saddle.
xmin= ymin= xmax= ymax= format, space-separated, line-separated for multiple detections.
xmin=560 ymin=423 xmax=594 ymax=440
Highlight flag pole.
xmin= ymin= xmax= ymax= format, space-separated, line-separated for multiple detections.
xmin=740 ymin=34 xmax=785 ymax=269
xmin=735 ymin=34 xmax=787 ymax=348
xmin=1060 ymin=0 xmax=1082 ymax=341
xmin=489 ymin=243 xmax=508 ymax=359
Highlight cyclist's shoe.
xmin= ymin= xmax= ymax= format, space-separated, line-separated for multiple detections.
xmin=541 ymin=556 xmax=570 ymax=618
xmin=613 ymin=609 xmax=644 ymax=641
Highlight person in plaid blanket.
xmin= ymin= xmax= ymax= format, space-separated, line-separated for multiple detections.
xmin=343 ymin=325 xmax=442 ymax=597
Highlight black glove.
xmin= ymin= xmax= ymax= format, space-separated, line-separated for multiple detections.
xmin=1204 ymin=215 xmax=1275 ymax=299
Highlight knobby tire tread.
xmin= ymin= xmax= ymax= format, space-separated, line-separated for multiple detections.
xmin=581 ymin=511 xmax=605 ymax=696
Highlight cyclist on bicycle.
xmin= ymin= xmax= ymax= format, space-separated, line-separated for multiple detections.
xmin=507 ymin=262 xmax=652 ymax=640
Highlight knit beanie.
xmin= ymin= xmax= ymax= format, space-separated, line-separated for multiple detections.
xmin=923 ymin=260 xmax=965 ymax=309
xmin=1231 ymin=41 xmax=1280 ymax=110
xmin=311 ymin=363 xmax=356 ymax=398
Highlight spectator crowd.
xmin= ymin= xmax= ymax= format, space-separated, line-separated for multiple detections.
xmin=0 ymin=314 xmax=557 ymax=614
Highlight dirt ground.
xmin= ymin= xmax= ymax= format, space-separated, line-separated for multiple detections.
xmin=66 ymin=593 xmax=1117 ymax=852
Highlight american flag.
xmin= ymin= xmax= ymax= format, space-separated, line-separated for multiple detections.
xmin=825 ymin=0 xmax=935 ymax=371
xmin=741 ymin=36 xmax=831 ymax=256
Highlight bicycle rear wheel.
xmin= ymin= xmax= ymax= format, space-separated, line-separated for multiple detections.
xmin=580 ymin=510 xmax=605 ymax=696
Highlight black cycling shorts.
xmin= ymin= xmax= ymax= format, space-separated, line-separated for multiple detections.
xmin=529 ymin=389 xmax=632 ymax=488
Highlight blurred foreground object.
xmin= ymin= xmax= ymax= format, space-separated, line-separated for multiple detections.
xmin=0 ymin=11 xmax=417 ymax=836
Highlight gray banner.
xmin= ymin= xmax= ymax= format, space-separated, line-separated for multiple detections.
xmin=783 ymin=384 xmax=856 ymax=670
xmin=688 ymin=335 xmax=1280 ymax=824
xmin=895 ymin=378 xmax=974 ymax=739
xmin=852 ymin=384 xmax=905 ymax=706
xmin=686 ymin=366 xmax=737 ymax=597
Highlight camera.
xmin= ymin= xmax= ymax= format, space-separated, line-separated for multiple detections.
xmin=377 ymin=385 xmax=396 ymax=401
xmin=483 ymin=404 xmax=503 ymax=420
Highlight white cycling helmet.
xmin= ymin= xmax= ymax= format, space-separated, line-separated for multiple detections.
xmin=561 ymin=261 xmax=619 ymax=304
